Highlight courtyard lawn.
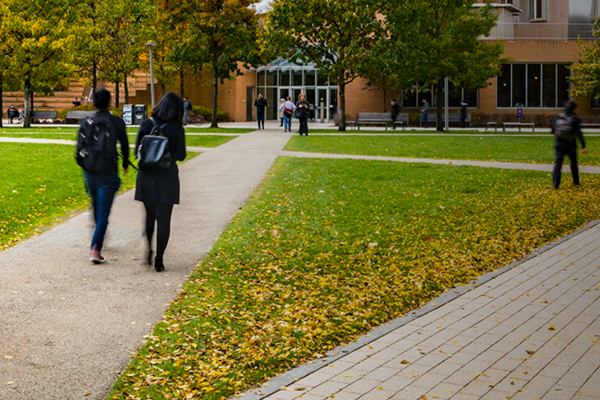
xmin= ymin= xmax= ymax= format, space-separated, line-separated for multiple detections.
xmin=110 ymin=157 xmax=600 ymax=400
xmin=0 ymin=132 xmax=238 ymax=148
xmin=307 ymin=128 xmax=553 ymax=134
xmin=0 ymin=143 xmax=198 ymax=250
xmin=285 ymin=135 xmax=600 ymax=166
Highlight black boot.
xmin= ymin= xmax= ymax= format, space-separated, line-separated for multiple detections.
xmin=154 ymin=258 xmax=165 ymax=272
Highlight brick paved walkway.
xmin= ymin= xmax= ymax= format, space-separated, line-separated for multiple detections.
xmin=259 ymin=224 xmax=600 ymax=400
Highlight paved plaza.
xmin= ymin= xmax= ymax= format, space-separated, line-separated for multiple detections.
xmin=1 ymin=125 xmax=599 ymax=400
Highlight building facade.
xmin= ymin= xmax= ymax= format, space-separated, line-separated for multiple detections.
xmin=142 ymin=0 xmax=599 ymax=123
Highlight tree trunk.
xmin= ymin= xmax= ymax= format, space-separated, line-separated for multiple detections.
xmin=211 ymin=58 xmax=219 ymax=128
xmin=436 ymin=78 xmax=444 ymax=132
xmin=24 ymin=77 xmax=31 ymax=128
xmin=92 ymin=61 xmax=97 ymax=96
xmin=179 ymin=69 xmax=184 ymax=98
xmin=124 ymin=72 xmax=129 ymax=105
xmin=0 ymin=72 xmax=3 ymax=128
xmin=161 ymin=83 xmax=165 ymax=97
xmin=30 ymin=91 xmax=34 ymax=113
xmin=115 ymin=82 xmax=120 ymax=109
xmin=338 ymin=82 xmax=346 ymax=132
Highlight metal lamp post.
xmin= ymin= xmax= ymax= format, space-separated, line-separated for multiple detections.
xmin=145 ymin=42 xmax=156 ymax=109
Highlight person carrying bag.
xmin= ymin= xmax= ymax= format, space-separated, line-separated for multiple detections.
xmin=134 ymin=93 xmax=187 ymax=272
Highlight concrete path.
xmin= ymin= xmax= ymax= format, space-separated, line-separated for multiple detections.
xmin=257 ymin=221 xmax=600 ymax=400
xmin=0 ymin=129 xmax=292 ymax=400
xmin=279 ymin=151 xmax=600 ymax=175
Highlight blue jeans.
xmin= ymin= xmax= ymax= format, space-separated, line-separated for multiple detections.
xmin=284 ymin=114 xmax=292 ymax=131
xmin=84 ymin=171 xmax=121 ymax=250
xmin=421 ymin=113 xmax=429 ymax=128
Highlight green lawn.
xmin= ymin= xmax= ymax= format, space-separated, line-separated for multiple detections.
xmin=0 ymin=132 xmax=238 ymax=148
xmin=110 ymin=157 xmax=600 ymax=400
xmin=307 ymin=128 xmax=553 ymax=134
xmin=285 ymin=135 xmax=600 ymax=165
xmin=0 ymin=126 xmax=253 ymax=134
xmin=0 ymin=143 xmax=197 ymax=250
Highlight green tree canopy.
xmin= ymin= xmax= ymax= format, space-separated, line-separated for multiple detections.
xmin=0 ymin=0 xmax=76 ymax=127
xmin=569 ymin=17 xmax=600 ymax=101
xmin=167 ymin=0 xmax=261 ymax=127
xmin=261 ymin=0 xmax=385 ymax=131
xmin=382 ymin=0 xmax=505 ymax=131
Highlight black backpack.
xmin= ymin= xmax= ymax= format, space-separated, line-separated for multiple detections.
xmin=75 ymin=115 xmax=117 ymax=173
xmin=137 ymin=118 xmax=171 ymax=171
xmin=554 ymin=114 xmax=575 ymax=141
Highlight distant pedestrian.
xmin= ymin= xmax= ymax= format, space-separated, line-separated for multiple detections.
xmin=183 ymin=97 xmax=192 ymax=125
xmin=552 ymin=100 xmax=588 ymax=189
xmin=73 ymin=98 xmax=81 ymax=108
xmin=135 ymin=92 xmax=187 ymax=272
xmin=279 ymin=96 xmax=296 ymax=132
xmin=254 ymin=92 xmax=268 ymax=129
xmin=420 ymin=98 xmax=430 ymax=128
xmin=296 ymin=93 xmax=311 ymax=136
xmin=75 ymin=88 xmax=130 ymax=264
xmin=278 ymin=98 xmax=285 ymax=127
xmin=7 ymin=105 xmax=19 ymax=123
xmin=460 ymin=101 xmax=468 ymax=129
xmin=390 ymin=99 xmax=401 ymax=130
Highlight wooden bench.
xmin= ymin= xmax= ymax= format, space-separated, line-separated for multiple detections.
xmin=420 ymin=113 xmax=471 ymax=127
xmin=66 ymin=111 xmax=96 ymax=122
xmin=356 ymin=112 xmax=407 ymax=130
xmin=502 ymin=122 xmax=535 ymax=132
xmin=485 ymin=122 xmax=498 ymax=132
xmin=580 ymin=123 xmax=600 ymax=129
xmin=30 ymin=111 xmax=57 ymax=123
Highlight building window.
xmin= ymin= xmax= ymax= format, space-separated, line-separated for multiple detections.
xmin=402 ymin=82 xmax=478 ymax=108
xmin=496 ymin=63 xmax=571 ymax=108
xmin=529 ymin=0 xmax=545 ymax=20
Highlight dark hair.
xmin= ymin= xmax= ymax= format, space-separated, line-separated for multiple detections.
xmin=392 ymin=98 xmax=397 ymax=102
xmin=286 ymin=96 xmax=291 ymax=101
xmin=93 ymin=89 xmax=111 ymax=110
xmin=565 ymin=99 xmax=578 ymax=111
xmin=152 ymin=92 xmax=184 ymax=122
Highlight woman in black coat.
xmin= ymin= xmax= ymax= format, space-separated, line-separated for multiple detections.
xmin=296 ymin=93 xmax=311 ymax=136
xmin=135 ymin=92 xmax=187 ymax=272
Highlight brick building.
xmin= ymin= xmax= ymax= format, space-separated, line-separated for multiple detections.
xmin=147 ymin=0 xmax=599 ymax=123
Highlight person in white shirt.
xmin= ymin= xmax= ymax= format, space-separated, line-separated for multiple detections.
xmin=278 ymin=96 xmax=296 ymax=132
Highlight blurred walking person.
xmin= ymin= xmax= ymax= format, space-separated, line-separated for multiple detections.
xmin=552 ymin=100 xmax=588 ymax=189
xmin=75 ymin=89 xmax=130 ymax=264
xmin=135 ymin=93 xmax=187 ymax=272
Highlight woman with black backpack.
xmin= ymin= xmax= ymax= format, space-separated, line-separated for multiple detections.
xmin=134 ymin=92 xmax=187 ymax=272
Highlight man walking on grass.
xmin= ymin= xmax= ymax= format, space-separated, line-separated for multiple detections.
xmin=552 ymin=100 xmax=587 ymax=189
xmin=76 ymin=88 xmax=130 ymax=263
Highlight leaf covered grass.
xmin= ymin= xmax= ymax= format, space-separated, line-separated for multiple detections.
xmin=285 ymin=135 xmax=600 ymax=166
xmin=0 ymin=143 xmax=198 ymax=250
xmin=110 ymin=157 xmax=600 ymax=400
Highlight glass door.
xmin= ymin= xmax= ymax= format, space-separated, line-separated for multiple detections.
xmin=317 ymin=88 xmax=328 ymax=121
xmin=306 ymin=88 xmax=316 ymax=122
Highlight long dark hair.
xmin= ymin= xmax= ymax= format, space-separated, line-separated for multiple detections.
xmin=152 ymin=92 xmax=184 ymax=122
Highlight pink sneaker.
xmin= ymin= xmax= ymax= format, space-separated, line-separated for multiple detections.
xmin=90 ymin=248 xmax=105 ymax=264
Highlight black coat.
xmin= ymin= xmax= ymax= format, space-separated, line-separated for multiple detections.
xmin=254 ymin=98 xmax=268 ymax=113
xmin=295 ymin=101 xmax=311 ymax=118
xmin=552 ymin=110 xmax=586 ymax=151
xmin=134 ymin=118 xmax=187 ymax=205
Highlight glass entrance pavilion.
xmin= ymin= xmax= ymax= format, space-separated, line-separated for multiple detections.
xmin=253 ymin=59 xmax=339 ymax=121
